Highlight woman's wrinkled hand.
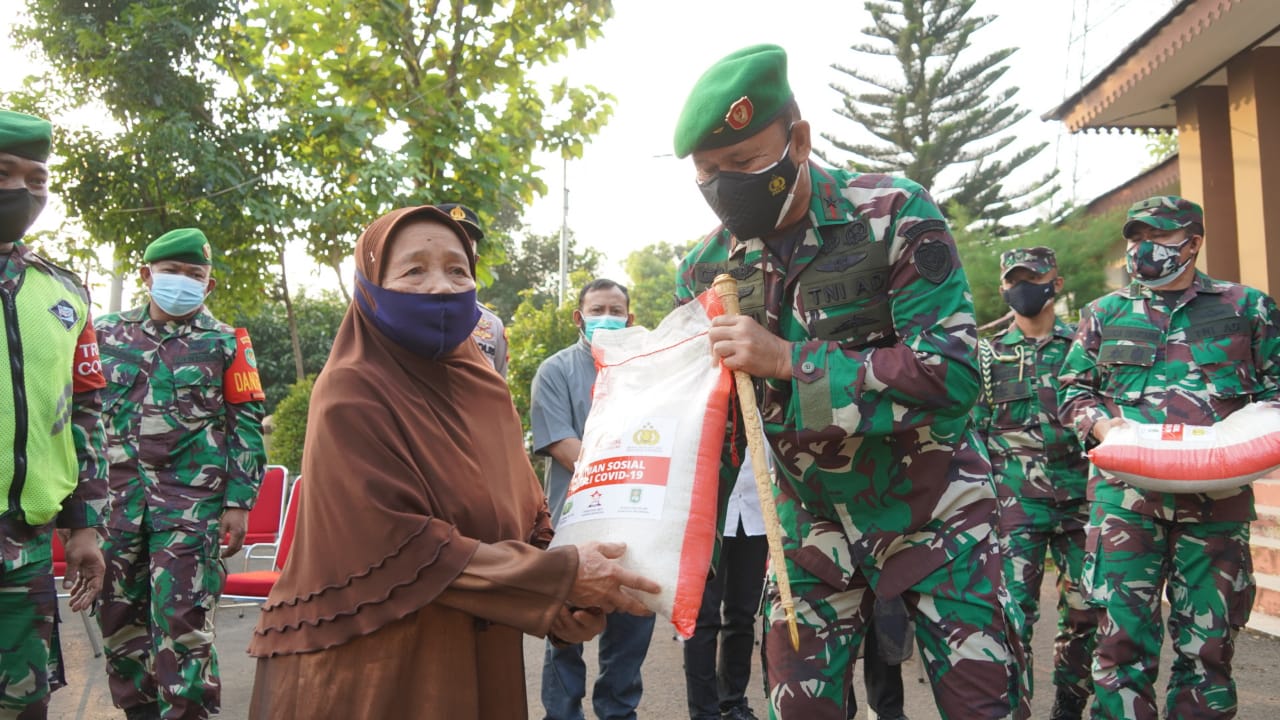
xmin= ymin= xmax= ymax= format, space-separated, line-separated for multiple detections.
xmin=549 ymin=605 xmax=606 ymax=645
xmin=568 ymin=541 xmax=660 ymax=616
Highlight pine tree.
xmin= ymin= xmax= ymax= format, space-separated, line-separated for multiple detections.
xmin=820 ymin=0 xmax=1056 ymax=226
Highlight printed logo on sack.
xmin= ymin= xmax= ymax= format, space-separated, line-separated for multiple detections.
xmin=629 ymin=489 xmax=643 ymax=504
xmin=632 ymin=424 xmax=661 ymax=446
xmin=588 ymin=490 xmax=603 ymax=508
xmin=1162 ymin=424 xmax=1185 ymax=441
xmin=49 ymin=299 xmax=78 ymax=330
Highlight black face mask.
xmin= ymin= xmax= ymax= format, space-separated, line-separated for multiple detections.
xmin=0 ymin=188 xmax=47 ymax=245
xmin=1002 ymin=280 xmax=1056 ymax=317
xmin=697 ymin=140 xmax=801 ymax=240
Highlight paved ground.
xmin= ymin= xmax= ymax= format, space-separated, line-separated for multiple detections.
xmin=46 ymin=556 xmax=1280 ymax=719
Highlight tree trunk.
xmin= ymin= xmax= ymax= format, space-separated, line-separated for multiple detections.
xmin=331 ymin=258 xmax=351 ymax=303
xmin=278 ymin=245 xmax=306 ymax=382
xmin=109 ymin=244 xmax=125 ymax=313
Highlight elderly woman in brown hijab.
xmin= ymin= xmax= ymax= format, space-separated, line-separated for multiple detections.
xmin=247 ymin=206 xmax=658 ymax=719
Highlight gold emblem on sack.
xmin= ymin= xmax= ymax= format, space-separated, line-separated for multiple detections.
xmin=632 ymin=424 xmax=661 ymax=446
xmin=450 ymin=206 xmax=466 ymax=220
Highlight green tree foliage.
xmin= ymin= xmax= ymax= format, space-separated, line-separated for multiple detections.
xmin=480 ymin=230 xmax=603 ymax=321
xmin=13 ymin=0 xmax=276 ymax=318
xmin=506 ymin=277 xmax=587 ymax=434
xmin=955 ymin=207 xmax=1126 ymax=327
xmin=222 ymin=0 xmax=616 ymax=286
xmin=268 ymin=374 xmax=315 ymax=474
xmin=1144 ymin=131 xmax=1179 ymax=165
xmin=822 ymin=0 xmax=1055 ymax=226
xmin=624 ymin=240 xmax=696 ymax=329
xmin=237 ymin=291 xmax=348 ymax=413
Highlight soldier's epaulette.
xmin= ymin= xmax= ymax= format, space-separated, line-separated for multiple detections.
xmin=27 ymin=250 xmax=91 ymax=302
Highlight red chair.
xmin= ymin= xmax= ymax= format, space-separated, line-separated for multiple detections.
xmin=221 ymin=476 xmax=301 ymax=614
xmin=50 ymin=531 xmax=104 ymax=657
xmin=228 ymin=464 xmax=289 ymax=571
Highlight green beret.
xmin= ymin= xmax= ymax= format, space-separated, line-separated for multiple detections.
xmin=0 ymin=110 xmax=52 ymax=162
xmin=144 ymin=228 xmax=213 ymax=266
xmin=673 ymin=44 xmax=793 ymax=158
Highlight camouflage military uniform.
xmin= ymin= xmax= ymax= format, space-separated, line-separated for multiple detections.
xmin=973 ymin=316 xmax=1096 ymax=705
xmin=94 ymin=305 xmax=266 ymax=719
xmin=678 ymin=164 xmax=1025 ymax=720
xmin=472 ymin=304 xmax=508 ymax=377
xmin=1059 ymin=272 xmax=1280 ymax=719
xmin=1 ymin=243 xmax=108 ymax=719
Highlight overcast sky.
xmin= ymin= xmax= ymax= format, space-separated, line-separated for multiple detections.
xmin=1 ymin=0 xmax=1172 ymax=300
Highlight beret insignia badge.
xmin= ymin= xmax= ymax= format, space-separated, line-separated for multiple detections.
xmin=725 ymin=96 xmax=754 ymax=131
xmin=449 ymin=206 xmax=466 ymax=221
xmin=201 ymin=243 xmax=212 ymax=261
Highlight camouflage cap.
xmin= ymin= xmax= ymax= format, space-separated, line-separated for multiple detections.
xmin=1000 ymin=246 xmax=1056 ymax=279
xmin=436 ymin=202 xmax=484 ymax=242
xmin=0 ymin=110 xmax=52 ymax=162
xmin=1123 ymin=195 xmax=1203 ymax=238
xmin=673 ymin=44 xmax=793 ymax=158
xmin=144 ymin=227 xmax=213 ymax=266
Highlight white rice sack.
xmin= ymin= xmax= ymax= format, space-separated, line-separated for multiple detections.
xmin=1089 ymin=402 xmax=1280 ymax=493
xmin=548 ymin=289 xmax=732 ymax=637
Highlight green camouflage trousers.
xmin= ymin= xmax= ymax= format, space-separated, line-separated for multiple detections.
xmin=1083 ymin=501 xmax=1254 ymax=719
xmin=0 ymin=550 xmax=64 ymax=719
xmin=997 ymin=496 xmax=1096 ymax=702
xmin=762 ymin=533 xmax=1028 ymax=720
xmin=98 ymin=526 xmax=224 ymax=720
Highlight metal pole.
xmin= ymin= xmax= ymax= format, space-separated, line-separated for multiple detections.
xmin=559 ymin=155 xmax=569 ymax=306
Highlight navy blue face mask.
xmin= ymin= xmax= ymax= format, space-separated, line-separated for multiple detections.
xmin=355 ymin=270 xmax=480 ymax=359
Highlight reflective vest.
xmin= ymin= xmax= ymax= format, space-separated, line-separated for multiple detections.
xmin=1 ymin=258 xmax=93 ymax=526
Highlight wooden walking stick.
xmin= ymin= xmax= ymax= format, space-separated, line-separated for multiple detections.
xmin=712 ymin=274 xmax=801 ymax=651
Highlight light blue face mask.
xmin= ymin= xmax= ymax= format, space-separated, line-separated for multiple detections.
xmin=150 ymin=271 xmax=208 ymax=317
xmin=582 ymin=315 xmax=627 ymax=344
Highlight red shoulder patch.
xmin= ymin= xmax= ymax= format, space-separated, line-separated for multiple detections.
xmin=72 ymin=320 xmax=106 ymax=393
xmin=223 ymin=328 xmax=266 ymax=404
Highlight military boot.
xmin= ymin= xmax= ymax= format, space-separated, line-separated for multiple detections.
xmin=1049 ymin=686 xmax=1088 ymax=720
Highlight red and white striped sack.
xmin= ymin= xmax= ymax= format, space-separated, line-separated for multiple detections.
xmin=1089 ymin=402 xmax=1280 ymax=493
xmin=548 ymin=289 xmax=732 ymax=638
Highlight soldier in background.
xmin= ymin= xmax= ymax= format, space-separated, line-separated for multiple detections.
xmin=95 ymin=228 xmax=267 ymax=720
xmin=438 ymin=202 xmax=508 ymax=377
xmin=973 ymin=247 xmax=1095 ymax=719
xmin=1060 ymin=197 xmax=1280 ymax=718
xmin=674 ymin=45 xmax=1025 ymax=719
xmin=0 ymin=109 xmax=108 ymax=720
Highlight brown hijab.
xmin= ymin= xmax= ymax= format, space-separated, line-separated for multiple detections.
xmin=249 ymin=205 xmax=552 ymax=656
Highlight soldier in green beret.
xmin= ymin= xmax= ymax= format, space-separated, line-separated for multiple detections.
xmin=1059 ymin=196 xmax=1280 ymax=718
xmin=94 ymin=228 xmax=268 ymax=720
xmin=672 ymin=46 xmax=1026 ymax=719
xmin=0 ymin=109 xmax=109 ymax=719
